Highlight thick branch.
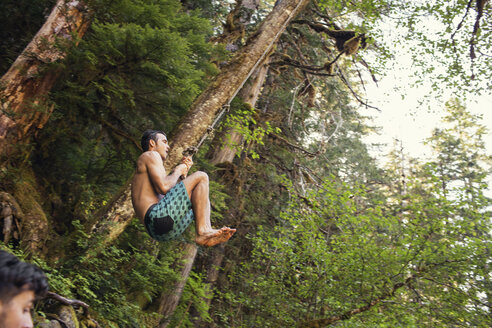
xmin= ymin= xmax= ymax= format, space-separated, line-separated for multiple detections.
xmin=292 ymin=19 xmax=334 ymax=34
xmin=270 ymin=59 xmax=325 ymax=72
xmin=46 ymin=291 xmax=89 ymax=310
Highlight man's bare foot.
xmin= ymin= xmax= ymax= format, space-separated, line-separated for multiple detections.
xmin=196 ymin=227 xmax=236 ymax=247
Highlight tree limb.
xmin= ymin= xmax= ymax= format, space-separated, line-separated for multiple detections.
xmin=270 ymin=133 xmax=321 ymax=157
xmin=470 ymin=0 xmax=489 ymax=59
xmin=46 ymin=291 xmax=89 ymax=309
xmin=270 ymin=59 xmax=325 ymax=72
xmin=337 ymin=68 xmax=380 ymax=111
xmin=309 ymin=5 xmax=341 ymax=30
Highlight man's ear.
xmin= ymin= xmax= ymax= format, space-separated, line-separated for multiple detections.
xmin=149 ymin=139 xmax=156 ymax=149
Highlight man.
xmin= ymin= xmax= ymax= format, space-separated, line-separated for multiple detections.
xmin=0 ymin=250 xmax=49 ymax=328
xmin=131 ymin=130 xmax=236 ymax=246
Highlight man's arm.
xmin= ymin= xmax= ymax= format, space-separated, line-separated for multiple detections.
xmin=146 ymin=152 xmax=188 ymax=194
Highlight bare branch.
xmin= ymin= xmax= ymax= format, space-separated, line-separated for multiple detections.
xmin=357 ymin=57 xmax=379 ymax=84
xmin=449 ymin=0 xmax=474 ymax=56
xmin=270 ymin=59 xmax=324 ymax=72
xmin=270 ymin=133 xmax=320 ymax=157
xmin=46 ymin=291 xmax=90 ymax=310
xmin=325 ymin=110 xmax=343 ymax=143
xmin=337 ymin=68 xmax=380 ymax=111
xmin=470 ymin=0 xmax=489 ymax=59
xmin=309 ymin=4 xmax=341 ymax=30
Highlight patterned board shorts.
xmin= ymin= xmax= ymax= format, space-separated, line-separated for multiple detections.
xmin=144 ymin=181 xmax=194 ymax=241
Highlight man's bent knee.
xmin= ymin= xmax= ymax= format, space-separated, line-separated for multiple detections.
xmin=191 ymin=171 xmax=208 ymax=183
xmin=184 ymin=171 xmax=208 ymax=196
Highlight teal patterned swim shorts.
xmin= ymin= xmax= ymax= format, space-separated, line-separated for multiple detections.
xmin=144 ymin=182 xmax=194 ymax=241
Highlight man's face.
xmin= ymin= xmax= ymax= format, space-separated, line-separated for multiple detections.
xmin=151 ymin=133 xmax=170 ymax=160
xmin=0 ymin=290 xmax=35 ymax=328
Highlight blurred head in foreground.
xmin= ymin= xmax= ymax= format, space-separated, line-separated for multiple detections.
xmin=0 ymin=250 xmax=48 ymax=328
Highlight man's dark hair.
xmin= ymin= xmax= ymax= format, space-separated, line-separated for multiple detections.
xmin=0 ymin=250 xmax=48 ymax=302
xmin=141 ymin=129 xmax=167 ymax=152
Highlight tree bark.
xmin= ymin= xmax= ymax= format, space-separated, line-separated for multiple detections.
xmin=87 ymin=0 xmax=310 ymax=250
xmin=0 ymin=0 xmax=92 ymax=157
xmin=156 ymin=242 xmax=198 ymax=328
xmin=211 ymin=0 xmax=260 ymax=46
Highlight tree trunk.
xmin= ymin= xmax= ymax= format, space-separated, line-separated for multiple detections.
xmin=166 ymin=0 xmax=310 ymax=164
xmin=156 ymin=242 xmax=198 ymax=328
xmin=0 ymin=0 xmax=92 ymax=157
xmin=1 ymin=168 xmax=51 ymax=256
xmin=86 ymin=0 xmax=310 ymax=250
xmin=210 ymin=58 xmax=270 ymax=164
xmin=200 ymin=60 xmax=270 ymax=316
xmin=211 ymin=0 xmax=260 ymax=46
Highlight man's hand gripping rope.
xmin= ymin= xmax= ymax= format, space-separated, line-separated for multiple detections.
xmin=179 ymin=146 xmax=198 ymax=180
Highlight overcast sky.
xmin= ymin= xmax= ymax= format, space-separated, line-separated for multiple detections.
xmin=359 ymin=13 xmax=492 ymax=165
xmin=361 ymin=75 xmax=492 ymax=163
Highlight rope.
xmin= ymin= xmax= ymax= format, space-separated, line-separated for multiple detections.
xmin=182 ymin=0 xmax=305 ymax=157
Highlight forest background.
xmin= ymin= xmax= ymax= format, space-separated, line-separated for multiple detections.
xmin=0 ymin=0 xmax=491 ymax=327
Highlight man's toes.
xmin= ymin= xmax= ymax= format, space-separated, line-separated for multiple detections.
xmin=224 ymin=230 xmax=235 ymax=239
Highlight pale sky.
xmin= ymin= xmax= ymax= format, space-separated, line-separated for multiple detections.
xmin=359 ymin=13 xmax=492 ymax=166
xmin=362 ymin=77 xmax=492 ymax=163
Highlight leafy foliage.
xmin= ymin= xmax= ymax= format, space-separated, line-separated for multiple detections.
xmin=220 ymin=98 xmax=280 ymax=160
xmin=1 ymin=0 xmax=491 ymax=327
xmin=31 ymin=0 xmax=218 ymax=231
xmin=222 ymin=168 xmax=489 ymax=326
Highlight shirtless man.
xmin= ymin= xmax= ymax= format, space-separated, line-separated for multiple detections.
xmin=131 ymin=130 xmax=236 ymax=246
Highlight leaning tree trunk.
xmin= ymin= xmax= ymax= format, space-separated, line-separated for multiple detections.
xmin=156 ymin=242 xmax=198 ymax=328
xmin=87 ymin=0 xmax=311 ymax=252
xmin=0 ymin=0 xmax=92 ymax=158
xmin=166 ymin=0 xmax=309 ymax=164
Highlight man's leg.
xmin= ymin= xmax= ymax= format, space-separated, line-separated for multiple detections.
xmin=182 ymin=172 xmax=235 ymax=246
